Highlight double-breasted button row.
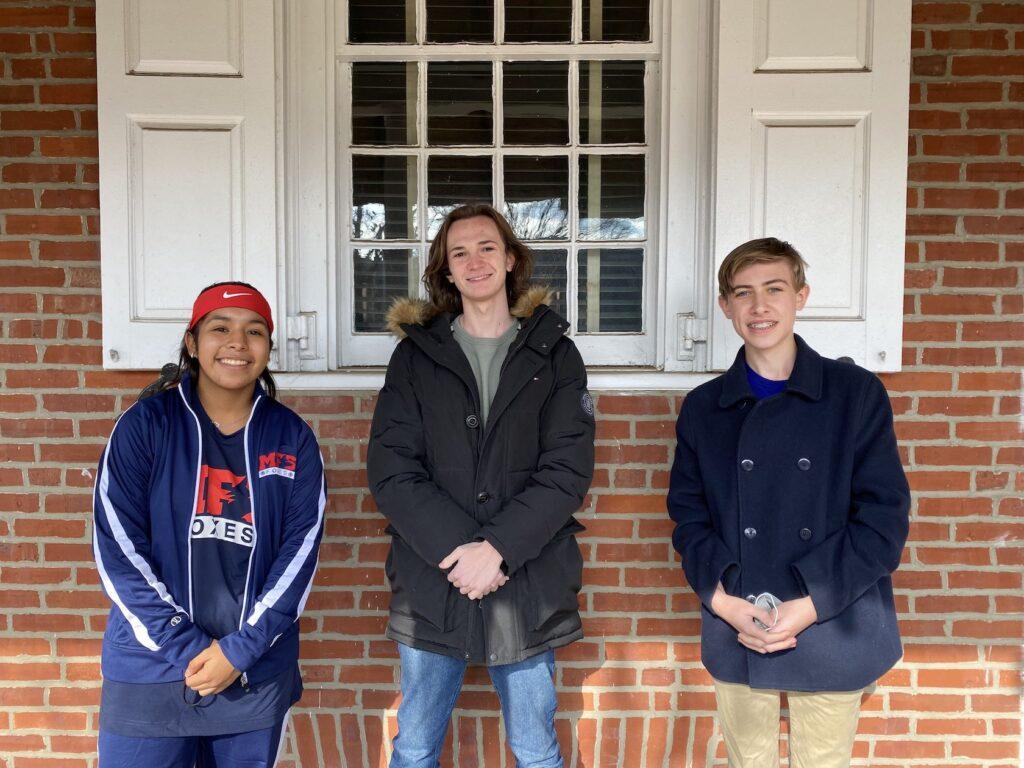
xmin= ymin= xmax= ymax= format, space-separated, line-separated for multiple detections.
xmin=740 ymin=457 xmax=812 ymax=471
xmin=744 ymin=527 xmax=757 ymax=539
xmin=465 ymin=414 xmax=479 ymax=428
xmin=476 ymin=492 xmax=490 ymax=504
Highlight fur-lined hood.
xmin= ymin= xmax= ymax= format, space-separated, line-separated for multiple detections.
xmin=385 ymin=285 xmax=554 ymax=339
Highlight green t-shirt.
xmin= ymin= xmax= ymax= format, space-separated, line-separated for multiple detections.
xmin=452 ymin=316 xmax=519 ymax=425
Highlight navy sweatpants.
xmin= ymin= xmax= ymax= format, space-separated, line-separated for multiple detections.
xmin=97 ymin=714 xmax=289 ymax=768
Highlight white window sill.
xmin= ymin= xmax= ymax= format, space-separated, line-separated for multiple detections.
xmin=274 ymin=369 xmax=717 ymax=392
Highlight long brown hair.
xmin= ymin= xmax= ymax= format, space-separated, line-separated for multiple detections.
xmin=422 ymin=204 xmax=534 ymax=314
xmin=143 ymin=281 xmax=278 ymax=400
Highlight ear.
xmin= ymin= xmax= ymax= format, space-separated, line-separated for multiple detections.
xmin=717 ymin=294 xmax=733 ymax=319
xmin=795 ymin=283 xmax=810 ymax=311
xmin=184 ymin=330 xmax=197 ymax=357
xmin=446 ymin=272 xmax=455 ymax=283
xmin=505 ymin=249 xmax=515 ymax=272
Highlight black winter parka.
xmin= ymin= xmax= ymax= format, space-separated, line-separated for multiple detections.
xmin=367 ymin=287 xmax=596 ymax=665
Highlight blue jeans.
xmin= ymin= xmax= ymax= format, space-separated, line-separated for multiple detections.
xmin=390 ymin=644 xmax=563 ymax=768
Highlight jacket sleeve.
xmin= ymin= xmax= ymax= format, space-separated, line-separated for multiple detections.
xmin=92 ymin=405 xmax=212 ymax=670
xmin=666 ymin=395 xmax=741 ymax=609
xmin=477 ymin=341 xmax=595 ymax=575
xmin=367 ymin=342 xmax=483 ymax=566
xmin=218 ymin=424 xmax=326 ymax=672
xmin=790 ymin=374 xmax=911 ymax=622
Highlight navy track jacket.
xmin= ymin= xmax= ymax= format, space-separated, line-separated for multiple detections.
xmin=92 ymin=372 xmax=326 ymax=685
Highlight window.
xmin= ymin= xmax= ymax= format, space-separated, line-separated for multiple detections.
xmin=336 ymin=0 xmax=663 ymax=365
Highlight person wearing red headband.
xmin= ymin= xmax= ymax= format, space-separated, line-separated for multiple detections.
xmin=93 ymin=282 xmax=326 ymax=767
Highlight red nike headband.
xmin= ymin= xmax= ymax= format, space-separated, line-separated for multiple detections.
xmin=189 ymin=284 xmax=274 ymax=334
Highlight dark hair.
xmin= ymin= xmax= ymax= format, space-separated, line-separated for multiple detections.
xmin=144 ymin=281 xmax=277 ymax=400
xmin=718 ymin=237 xmax=808 ymax=298
xmin=422 ymin=204 xmax=534 ymax=314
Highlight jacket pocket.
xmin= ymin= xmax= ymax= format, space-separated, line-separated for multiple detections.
xmin=385 ymin=534 xmax=451 ymax=632
xmin=526 ymin=528 xmax=584 ymax=632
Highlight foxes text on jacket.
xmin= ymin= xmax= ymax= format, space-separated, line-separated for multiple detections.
xmin=367 ymin=287 xmax=596 ymax=665
xmin=667 ymin=335 xmax=911 ymax=692
xmin=92 ymin=372 xmax=326 ymax=685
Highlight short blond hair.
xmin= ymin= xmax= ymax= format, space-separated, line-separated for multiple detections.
xmin=718 ymin=237 xmax=808 ymax=297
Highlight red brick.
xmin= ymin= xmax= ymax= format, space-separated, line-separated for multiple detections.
xmin=5 ymin=215 xmax=82 ymax=236
xmin=966 ymin=162 xmax=1024 ymax=182
xmin=952 ymin=54 xmax=1024 ymax=76
xmin=39 ymin=83 xmax=97 ymax=105
xmin=967 ymin=108 xmax=1024 ymax=129
xmin=920 ymin=294 xmax=995 ymax=315
xmin=0 ymin=6 xmax=70 ymax=27
xmin=963 ymin=321 xmax=1024 ymax=341
xmin=942 ymin=267 xmax=1018 ymax=288
xmin=926 ymin=81 xmax=1003 ymax=103
xmin=924 ymin=241 xmax=1000 ymax=262
xmin=906 ymin=214 xmax=957 ymax=236
xmin=923 ymin=188 xmax=1000 ymax=209
xmin=931 ymin=29 xmax=1009 ymax=50
xmin=909 ymin=109 xmax=961 ymax=129
xmin=48 ymin=57 xmax=96 ymax=79
xmin=39 ymin=136 xmax=98 ymax=157
xmin=1 ymin=162 xmax=76 ymax=183
xmin=964 ymin=215 xmax=1024 ymax=236
xmin=922 ymin=135 xmax=1001 ymax=156
xmin=977 ymin=2 xmax=1024 ymax=23
xmin=39 ymin=240 xmax=99 ymax=261
xmin=39 ymin=188 xmax=100 ymax=209
xmin=912 ymin=3 xmax=972 ymax=23
xmin=53 ymin=32 xmax=95 ymax=52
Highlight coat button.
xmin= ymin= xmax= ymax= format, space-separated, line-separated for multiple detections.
xmin=799 ymin=527 xmax=812 ymax=541
xmin=477 ymin=492 xmax=490 ymax=504
xmin=797 ymin=457 xmax=811 ymax=471
xmin=465 ymin=414 xmax=479 ymax=428
xmin=740 ymin=459 xmax=754 ymax=471
xmin=489 ymin=653 xmax=497 ymax=661
xmin=744 ymin=527 xmax=757 ymax=539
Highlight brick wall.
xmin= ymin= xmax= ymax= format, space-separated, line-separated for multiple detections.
xmin=0 ymin=1 xmax=1021 ymax=766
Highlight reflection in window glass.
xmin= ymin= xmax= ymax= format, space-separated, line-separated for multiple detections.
xmin=427 ymin=62 xmax=493 ymax=146
xmin=503 ymin=61 xmax=569 ymax=146
xmin=532 ymin=249 xmax=569 ymax=320
xmin=580 ymin=61 xmax=645 ymax=145
xmin=583 ymin=0 xmax=650 ymax=41
xmin=504 ymin=156 xmax=568 ymax=241
xmin=349 ymin=0 xmax=415 ymax=43
xmin=353 ymin=248 xmax=415 ymax=332
xmin=577 ymin=248 xmax=643 ymax=332
xmin=427 ymin=155 xmax=493 ymax=238
xmin=504 ymin=0 xmax=571 ymax=43
xmin=426 ymin=0 xmax=493 ymax=43
xmin=351 ymin=156 xmax=418 ymax=240
xmin=578 ymin=155 xmax=645 ymax=240
xmin=352 ymin=62 xmax=417 ymax=146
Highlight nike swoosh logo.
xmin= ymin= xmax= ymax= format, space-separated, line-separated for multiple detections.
xmin=222 ymin=291 xmax=253 ymax=299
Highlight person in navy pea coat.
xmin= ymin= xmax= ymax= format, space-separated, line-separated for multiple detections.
xmin=667 ymin=237 xmax=911 ymax=767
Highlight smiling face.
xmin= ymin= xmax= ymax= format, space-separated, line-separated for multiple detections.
xmin=185 ymin=306 xmax=271 ymax=396
xmin=718 ymin=259 xmax=810 ymax=356
xmin=445 ymin=215 xmax=516 ymax=309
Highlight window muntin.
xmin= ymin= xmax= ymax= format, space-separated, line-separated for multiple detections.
xmin=338 ymin=0 xmax=658 ymax=365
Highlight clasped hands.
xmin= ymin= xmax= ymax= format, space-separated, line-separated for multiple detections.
xmin=440 ymin=540 xmax=508 ymax=600
xmin=710 ymin=583 xmax=817 ymax=655
xmin=185 ymin=639 xmax=241 ymax=697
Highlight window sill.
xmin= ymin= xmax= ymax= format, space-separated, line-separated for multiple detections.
xmin=273 ymin=369 xmax=717 ymax=392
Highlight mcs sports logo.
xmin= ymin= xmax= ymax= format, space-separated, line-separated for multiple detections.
xmin=258 ymin=451 xmax=297 ymax=479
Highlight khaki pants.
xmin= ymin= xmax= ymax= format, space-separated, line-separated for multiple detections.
xmin=713 ymin=679 xmax=863 ymax=768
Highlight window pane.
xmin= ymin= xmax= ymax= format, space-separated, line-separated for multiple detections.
xmin=427 ymin=62 xmax=493 ymax=146
xmin=503 ymin=61 xmax=569 ymax=146
xmin=580 ymin=61 xmax=645 ymax=144
xmin=352 ymin=62 xmax=417 ymax=146
xmin=504 ymin=0 xmax=571 ymax=42
xmin=426 ymin=0 xmax=493 ymax=43
xmin=503 ymin=156 xmax=568 ymax=240
xmin=427 ymin=155 xmax=493 ymax=238
xmin=577 ymin=248 xmax=643 ymax=332
xmin=349 ymin=0 xmax=415 ymax=43
xmin=578 ymin=155 xmax=645 ymax=239
xmin=353 ymin=248 xmax=416 ymax=332
xmin=582 ymin=0 xmax=650 ymax=42
xmin=532 ymin=249 xmax=568 ymax=319
xmin=352 ymin=155 xmax=418 ymax=240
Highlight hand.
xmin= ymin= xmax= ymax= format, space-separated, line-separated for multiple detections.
xmin=185 ymin=639 xmax=241 ymax=696
xmin=755 ymin=596 xmax=818 ymax=654
xmin=709 ymin=584 xmax=777 ymax=654
xmin=439 ymin=541 xmax=506 ymax=600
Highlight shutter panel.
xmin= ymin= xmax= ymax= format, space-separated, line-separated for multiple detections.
xmin=97 ymin=0 xmax=278 ymax=369
xmin=710 ymin=0 xmax=910 ymax=371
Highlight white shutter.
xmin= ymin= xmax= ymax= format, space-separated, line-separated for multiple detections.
xmin=97 ymin=0 xmax=278 ymax=370
xmin=710 ymin=0 xmax=910 ymax=372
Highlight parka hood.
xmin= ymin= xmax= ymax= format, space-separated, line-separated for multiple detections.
xmin=385 ymin=285 xmax=554 ymax=339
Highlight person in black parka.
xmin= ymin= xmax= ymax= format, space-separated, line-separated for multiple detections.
xmin=668 ymin=238 xmax=911 ymax=768
xmin=368 ymin=204 xmax=595 ymax=768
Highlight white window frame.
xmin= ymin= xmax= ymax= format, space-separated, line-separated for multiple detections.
xmin=278 ymin=0 xmax=710 ymax=387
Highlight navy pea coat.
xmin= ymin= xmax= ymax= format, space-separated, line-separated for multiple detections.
xmin=667 ymin=335 xmax=910 ymax=692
